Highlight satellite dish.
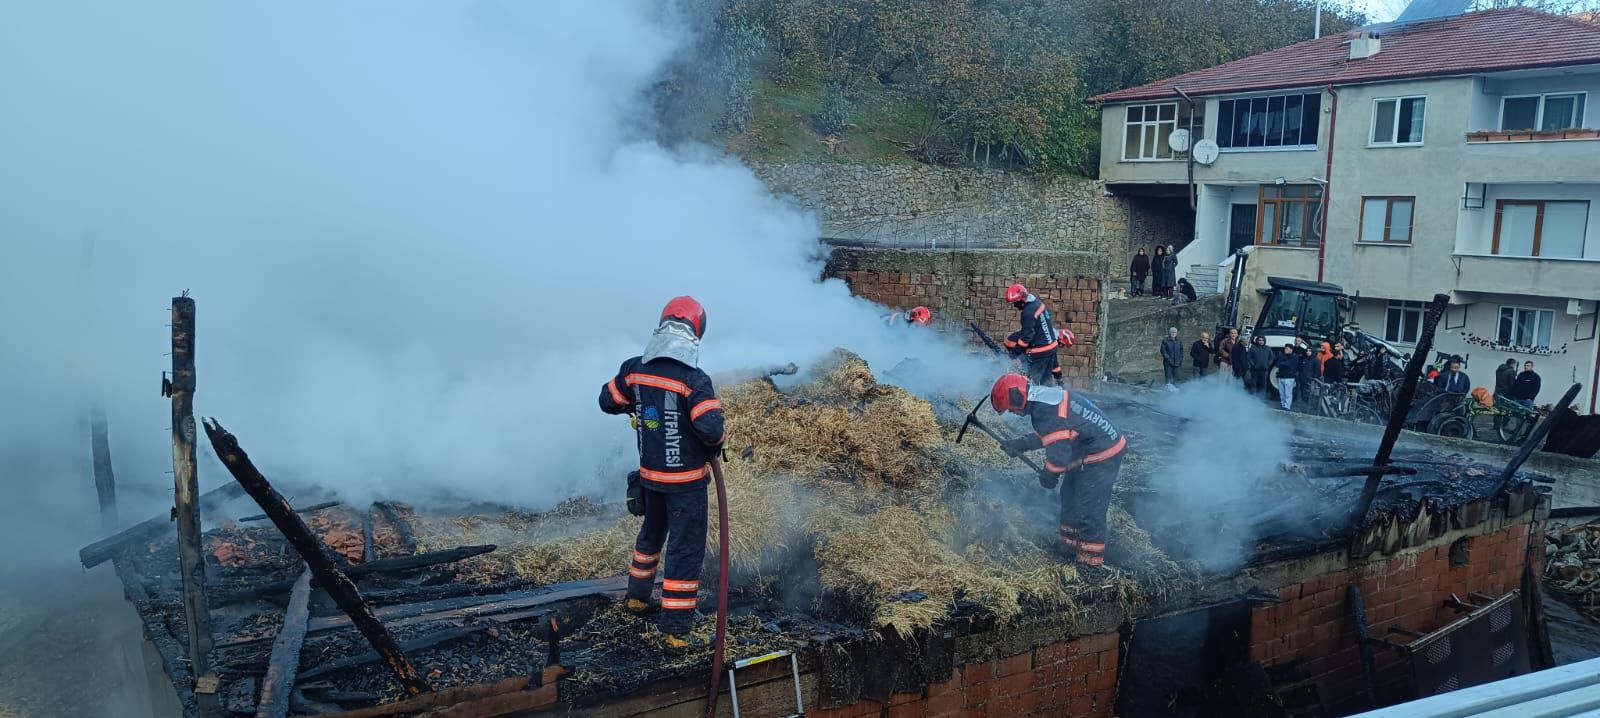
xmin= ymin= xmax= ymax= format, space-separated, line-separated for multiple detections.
xmin=1192 ymin=139 xmax=1219 ymax=166
xmin=1167 ymin=128 xmax=1191 ymax=153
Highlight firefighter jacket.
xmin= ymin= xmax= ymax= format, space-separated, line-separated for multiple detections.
xmin=599 ymin=356 xmax=726 ymax=492
xmin=1003 ymin=294 xmax=1059 ymax=357
xmin=1016 ymin=385 xmax=1126 ymax=476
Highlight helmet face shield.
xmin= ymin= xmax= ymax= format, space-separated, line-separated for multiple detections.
xmin=1005 ymin=283 xmax=1028 ymax=303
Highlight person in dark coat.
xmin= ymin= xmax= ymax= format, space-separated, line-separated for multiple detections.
xmin=1151 ymin=246 xmax=1168 ymax=297
xmin=1512 ymin=361 xmax=1541 ymax=406
xmin=1161 ymin=245 xmax=1180 ymax=299
xmin=1190 ymin=332 xmax=1212 ymax=379
xmin=1294 ymin=340 xmax=1318 ymax=403
xmin=1130 ymin=248 xmax=1149 ymax=297
xmin=1366 ymin=345 xmax=1392 ymax=381
xmin=1160 ymin=327 xmax=1183 ymax=390
xmin=1274 ymin=344 xmax=1303 ymax=410
xmin=1433 ymin=357 xmax=1470 ymax=394
xmin=1323 ymin=342 xmax=1347 ymax=383
xmin=1495 ymin=359 xmax=1518 ymax=397
xmin=1175 ymin=278 xmax=1198 ymax=304
xmin=1247 ymin=336 xmax=1275 ymax=396
xmin=1230 ymin=331 xmax=1249 ymax=382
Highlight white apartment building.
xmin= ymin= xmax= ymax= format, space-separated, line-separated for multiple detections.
xmin=1091 ymin=8 xmax=1600 ymax=411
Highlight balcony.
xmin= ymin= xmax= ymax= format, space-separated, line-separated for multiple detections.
xmin=1465 ymin=128 xmax=1600 ymax=143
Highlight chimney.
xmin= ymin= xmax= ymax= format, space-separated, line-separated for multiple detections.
xmin=1349 ymin=32 xmax=1381 ymax=60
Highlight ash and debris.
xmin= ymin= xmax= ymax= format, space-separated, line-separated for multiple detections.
xmin=100 ymin=352 xmax=1549 ymax=713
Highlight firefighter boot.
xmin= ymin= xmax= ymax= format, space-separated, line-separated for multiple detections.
xmin=662 ymin=634 xmax=691 ymax=650
xmin=624 ymin=598 xmax=654 ymax=614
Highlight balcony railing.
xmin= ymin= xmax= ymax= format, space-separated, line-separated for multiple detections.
xmin=1466 ymin=128 xmax=1600 ymax=143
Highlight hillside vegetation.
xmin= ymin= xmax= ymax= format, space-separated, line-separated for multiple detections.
xmin=656 ymin=0 xmax=1365 ymax=175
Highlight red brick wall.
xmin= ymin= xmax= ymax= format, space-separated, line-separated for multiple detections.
xmin=832 ymin=270 xmax=1102 ymax=388
xmin=1250 ymin=521 xmax=1540 ymax=714
xmin=808 ymin=631 xmax=1121 ymax=718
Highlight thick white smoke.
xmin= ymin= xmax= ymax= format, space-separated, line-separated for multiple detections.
xmin=0 ymin=1 xmax=996 ymax=563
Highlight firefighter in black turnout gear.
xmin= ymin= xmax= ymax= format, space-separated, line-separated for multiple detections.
xmin=990 ymin=373 xmax=1126 ymax=567
xmin=599 ymin=296 xmax=726 ymax=647
xmin=1002 ymin=283 xmax=1063 ymax=386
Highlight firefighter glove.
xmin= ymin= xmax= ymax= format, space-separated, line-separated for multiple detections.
xmin=1000 ymin=436 xmax=1033 ymax=457
xmin=1037 ymin=468 xmax=1060 ymax=490
xmin=625 ymin=471 xmax=645 ymax=517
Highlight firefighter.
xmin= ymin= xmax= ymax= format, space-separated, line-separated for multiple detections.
xmin=884 ymin=305 xmax=933 ymax=327
xmin=989 ymin=373 xmax=1127 ymax=568
xmin=1002 ymin=283 xmax=1063 ymax=386
xmin=598 ymin=296 xmax=726 ymax=648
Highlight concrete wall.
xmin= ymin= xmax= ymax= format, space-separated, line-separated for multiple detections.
xmin=749 ymin=162 xmax=1132 ymax=273
xmin=824 ymin=248 xmax=1105 ymax=387
xmin=1099 ymin=93 xmax=1332 ymax=186
xmin=1103 ymin=294 xmax=1226 ymax=381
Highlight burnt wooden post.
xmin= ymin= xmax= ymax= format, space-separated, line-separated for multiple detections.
xmin=1348 ymin=292 xmax=1450 ymax=536
xmin=89 ymin=405 xmax=118 ymax=531
xmin=165 ymin=294 xmax=217 ymax=701
xmin=203 ymin=418 xmax=430 ymax=696
xmin=257 ymin=568 xmax=313 ymax=718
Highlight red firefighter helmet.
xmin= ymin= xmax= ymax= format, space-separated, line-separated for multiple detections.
xmin=1058 ymin=327 xmax=1075 ymax=348
xmin=990 ymin=373 xmax=1030 ymax=415
xmin=660 ymin=296 xmax=706 ymax=338
xmin=908 ymin=306 xmax=932 ymax=326
xmin=1005 ymin=283 xmax=1028 ymax=303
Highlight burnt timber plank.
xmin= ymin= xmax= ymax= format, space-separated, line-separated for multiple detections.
xmin=316 ymin=675 xmax=533 ymax=718
xmin=203 ymin=418 xmax=430 ymax=696
xmin=304 ymin=575 xmax=626 ymax=633
xmin=256 ymin=569 xmax=312 ymax=718
xmin=215 ymin=545 xmax=500 ymax=605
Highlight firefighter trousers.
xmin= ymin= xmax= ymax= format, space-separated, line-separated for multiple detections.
xmin=626 ymin=485 xmax=707 ymax=635
xmin=1024 ymin=351 xmax=1062 ymax=386
xmin=1057 ymin=453 xmax=1122 ymax=567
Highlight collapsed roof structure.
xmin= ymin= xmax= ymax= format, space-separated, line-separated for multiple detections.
xmin=80 ymin=348 xmax=1568 ymax=717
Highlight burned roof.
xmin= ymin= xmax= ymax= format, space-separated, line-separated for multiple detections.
xmin=87 ymin=355 xmax=1554 ymax=716
xmin=1089 ymin=8 xmax=1600 ymax=104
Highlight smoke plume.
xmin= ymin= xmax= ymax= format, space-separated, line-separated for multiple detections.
xmin=0 ymin=1 xmax=996 ymax=565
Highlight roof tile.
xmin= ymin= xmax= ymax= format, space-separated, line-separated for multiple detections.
xmin=1089 ymin=8 xmax=1600 ymax=103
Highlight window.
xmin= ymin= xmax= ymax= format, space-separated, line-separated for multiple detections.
xmin=1385 ymin=300 xmax=1426 ymax=344
xmin=1371 ymin=97 xmax=1426 ymax=145
xmin=1124 ymin=103 xmax=1177 ymax=160
xmin=1257 ymin=184 xmax=1324 ymax=247
xmin=1217 ymin=93 xmax=1321 ymax=149
xmin=1500 ymin=93 xmax=1588 ymax=131
xmin=1498 ymin=306 xmax=1555 ymax=349
xmin=1360 ymin=197 xmax=1415 ymax=243
xmin=1492 ymin=200 xmax=1590 ymax=259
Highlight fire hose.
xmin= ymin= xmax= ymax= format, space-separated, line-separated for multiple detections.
xmin=705 ymin=456 xmax=731 ymax=718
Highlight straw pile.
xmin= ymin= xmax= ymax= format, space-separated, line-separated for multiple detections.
xmin=398 ymin=348 xmax=1186 ymax=635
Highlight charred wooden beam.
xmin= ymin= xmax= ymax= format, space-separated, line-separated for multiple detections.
xmin=89 ymin=406 xmax=118 ymax=532
xmin=215 ymin=545 xmax=500 ymax=605
xmin=305 ymin=575 xmax=626 ymax=633
xmin=1349 ymin=293 xmax=1449 ymax=535
xmin=203 ymin=419 xmax=430 ymax=696
xmin=298 ymin=625 xmax=484 ymax=681
xmin=239 ymin=501 xmax=341 ymax=523
xmin=257 ymin=569 xmax=313 ymax=718
xmin=165 ymin=294 xmax=217 ymax=707
xmin=315 ymin=669 xmax=566 ymax=718
xmin=1496 ymin=382 xmax=1583 ymax=494
xmin=372 ymin=502 xmax=416 ymax=555
xmin=78 ymin=483 xmax=245 ymax=569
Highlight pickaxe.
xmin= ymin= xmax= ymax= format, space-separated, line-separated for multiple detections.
xmin=956 ymin=396 xmax=1044 ymax=473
